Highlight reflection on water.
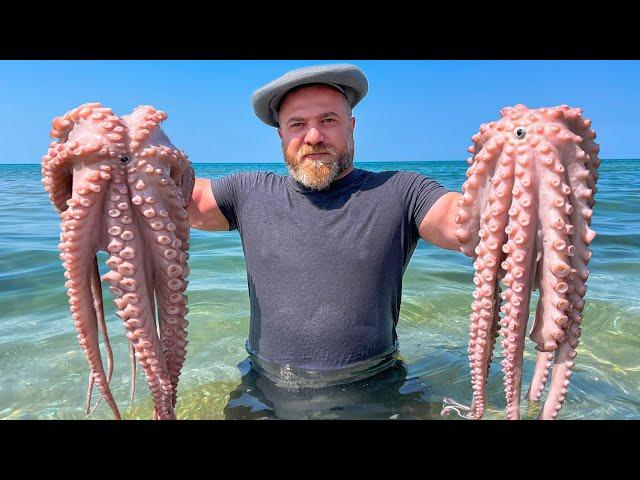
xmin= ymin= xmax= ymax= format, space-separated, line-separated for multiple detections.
xmin=223 ymin=358 xmax=448 ymax=420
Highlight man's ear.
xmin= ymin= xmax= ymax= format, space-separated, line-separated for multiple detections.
xmin=277 ymin=128 xmax=282 ymax=140
xmin=351 ymin=116 xmax=356 ymax=130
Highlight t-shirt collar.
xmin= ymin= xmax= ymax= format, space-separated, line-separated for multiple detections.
xmin=287 ymin=167 xmax=363 ymax=193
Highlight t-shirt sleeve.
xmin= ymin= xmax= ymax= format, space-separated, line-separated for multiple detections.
xmin=210 ymin=171 xmax=262 ymax=231
xmin=394 ymin=171 xmax=450 ymax=234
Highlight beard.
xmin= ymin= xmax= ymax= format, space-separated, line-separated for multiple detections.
xmin=283 ymin=136 xmax=354 ymax=191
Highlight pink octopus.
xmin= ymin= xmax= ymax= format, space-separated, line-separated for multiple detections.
xmin=41 ymin=103 xmax=194 ymax=419
xmin=441 ymin=104 xmax=600 ymax=420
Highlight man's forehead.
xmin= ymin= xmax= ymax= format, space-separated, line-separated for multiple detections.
xmin=279 ymin=85 xmax=349 ymax=117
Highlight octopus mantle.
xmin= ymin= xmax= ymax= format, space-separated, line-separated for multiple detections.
xmin=442 ymin=104 xmax=600 ymax=420
xmin=42 ymin=103 xmax=194 ymax=420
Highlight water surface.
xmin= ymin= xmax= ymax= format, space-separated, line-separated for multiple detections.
xmin=0 ymin=160 xmax=638 ymax=420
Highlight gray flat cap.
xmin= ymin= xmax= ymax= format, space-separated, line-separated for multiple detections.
xmin=252 ymin=63 xmax=368 ymax=127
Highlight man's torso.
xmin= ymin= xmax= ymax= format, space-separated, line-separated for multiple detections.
xmin=211 ymin=168 xmax=448 ymax=383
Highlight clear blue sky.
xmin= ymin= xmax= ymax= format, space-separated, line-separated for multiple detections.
xmin=1 ymin=60 xmax=638 ymax=164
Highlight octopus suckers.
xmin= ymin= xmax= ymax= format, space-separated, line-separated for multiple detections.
xmin=167 ymin=265 xmax=184 ymax=278
xmin=150 ymin=220 xmax=165 ymax=231
xmin=143 ymin=208 xmax=157 ymax=218
xmin=157 ymin=235 xmax=171 ymax=245
xmin=117 ymin=262 xmax=136 ymax=276
xmin=122 ymin=293 xmax=139 ymax=304
xmin=119 ymin=247 xmax=136 ymax=260
xmin=164 ymin=249 xmax=178 ymax=260
xmin=107 ymin=239 xmax=124 ymax=253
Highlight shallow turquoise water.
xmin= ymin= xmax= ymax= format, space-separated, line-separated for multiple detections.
xmin=0 ymin=160 xmax=638 ymax=420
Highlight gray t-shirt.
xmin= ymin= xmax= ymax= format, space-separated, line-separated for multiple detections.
xmin=211 ymin=168 xmax=448 ymax=382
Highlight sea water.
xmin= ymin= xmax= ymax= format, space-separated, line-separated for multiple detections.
xmin=0 ymin=160 xmax=638 ymax=419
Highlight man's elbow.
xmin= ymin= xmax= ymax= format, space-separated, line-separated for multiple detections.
xmin=419 ymin=224 xmax=462 ymax=253
xmin=419 ymin=192 xmax=465 ymax=253
xmin=187 ymin=178 xmax=213 ymax=231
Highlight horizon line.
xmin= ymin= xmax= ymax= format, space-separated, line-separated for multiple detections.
xmin=2 ymin=158 xmax=638 ymax=165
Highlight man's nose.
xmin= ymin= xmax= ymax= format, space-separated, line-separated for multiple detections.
xmin=303 ymin=127 xmax=323 ymax=145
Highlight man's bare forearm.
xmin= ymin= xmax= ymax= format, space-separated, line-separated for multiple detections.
xmin=439 ymin=192 xmax=465 ymax=253
xmin=187 ymin=178 xmax=230 ymax=231
xmin=419 ymin=191 xmax=464 ymax=253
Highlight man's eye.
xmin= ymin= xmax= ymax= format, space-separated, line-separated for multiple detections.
xmin=290 ymin=123 xmax=303 ymax=128
xmin=323 ymin=118 xmax=336 ymax=124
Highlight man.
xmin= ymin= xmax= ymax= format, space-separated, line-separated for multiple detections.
xmin=187 ymin=64 xmax=463 ymax=418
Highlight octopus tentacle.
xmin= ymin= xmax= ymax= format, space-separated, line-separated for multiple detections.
xmin=125 ymin=107 xmax=191 ymax=408
xmin=60 ymin=168 xmax=121 ymax=420
xmin=527 ymin=257 xmax=553 ymax=401
xmin=527 ymin=349 xmax=554 ymax=402
xmin=45 ymin=103 xmax=124 ymax=419
xmin=528 ymin=147 xmax=575 ymax=351
xmin=442 ymin=138 xmax=508 ymax=419
xmin=42 ymin=103 xmax=105 ymax=212
xmin=483 ymin=285 xmax=502 ymax=395
xmin=455 ymin=134 xmax=504 ymax=257
xmin=103 ymin=169 xmax=176 ymax=420
xmin=562 ymin=107 xmax=601 ymax=208
xmin=127 ymin=160 xmax=190 ymax=409
xmin=86 ymin=256 xmax=114 ymax=414
xmin=538 ymin=125 xmax=598 ymax=419
xmin=527 ymin=120 xmax=590 ymax=404
xmin=86 ymin=372 xmax=96 ymax=415
xmin=517 ymin=140 xmax=574 ymax=417
xmin=465 ymin=143 xmax=513 ymax=419
xmin=499 ymin=146 xmax=541 ymax=420
xmin=129 ymin=342 xmax=137 ymax=406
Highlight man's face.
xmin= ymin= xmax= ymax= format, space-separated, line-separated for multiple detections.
xmin=278 ymin=85 xmax=356 ymax=190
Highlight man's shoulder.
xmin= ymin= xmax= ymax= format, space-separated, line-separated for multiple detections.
xmin=357 ymin=169 xmax=426 ymax=189
xmin=360 ymin=168 xmax=424 ymax=178
xmin=357 ymin=169 xmax=445 ymax=208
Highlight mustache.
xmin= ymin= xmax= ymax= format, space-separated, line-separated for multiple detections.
xmin=297 ymin=143 xmax=336 ymax=158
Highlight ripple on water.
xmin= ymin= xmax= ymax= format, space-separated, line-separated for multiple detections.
xmin=0 ymin=161 xmax=638 ymax=419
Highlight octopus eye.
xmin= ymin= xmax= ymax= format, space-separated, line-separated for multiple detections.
xmin=513 ymin=127 xmax=527 ymax=139
xmin=120 ymin=156 xmax=130 ymax=163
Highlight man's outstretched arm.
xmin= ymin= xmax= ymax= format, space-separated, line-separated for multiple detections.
xmin=187 ymin=178 xmax=230 ymax=231
xmin=419 ymin=191 xmax=468 ymax=254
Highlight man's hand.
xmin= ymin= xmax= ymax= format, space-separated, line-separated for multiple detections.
xmin=187 ymin=178 xmax=230 ymax=231
xmin=418 ymin=191 xmax=466 ymax=254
